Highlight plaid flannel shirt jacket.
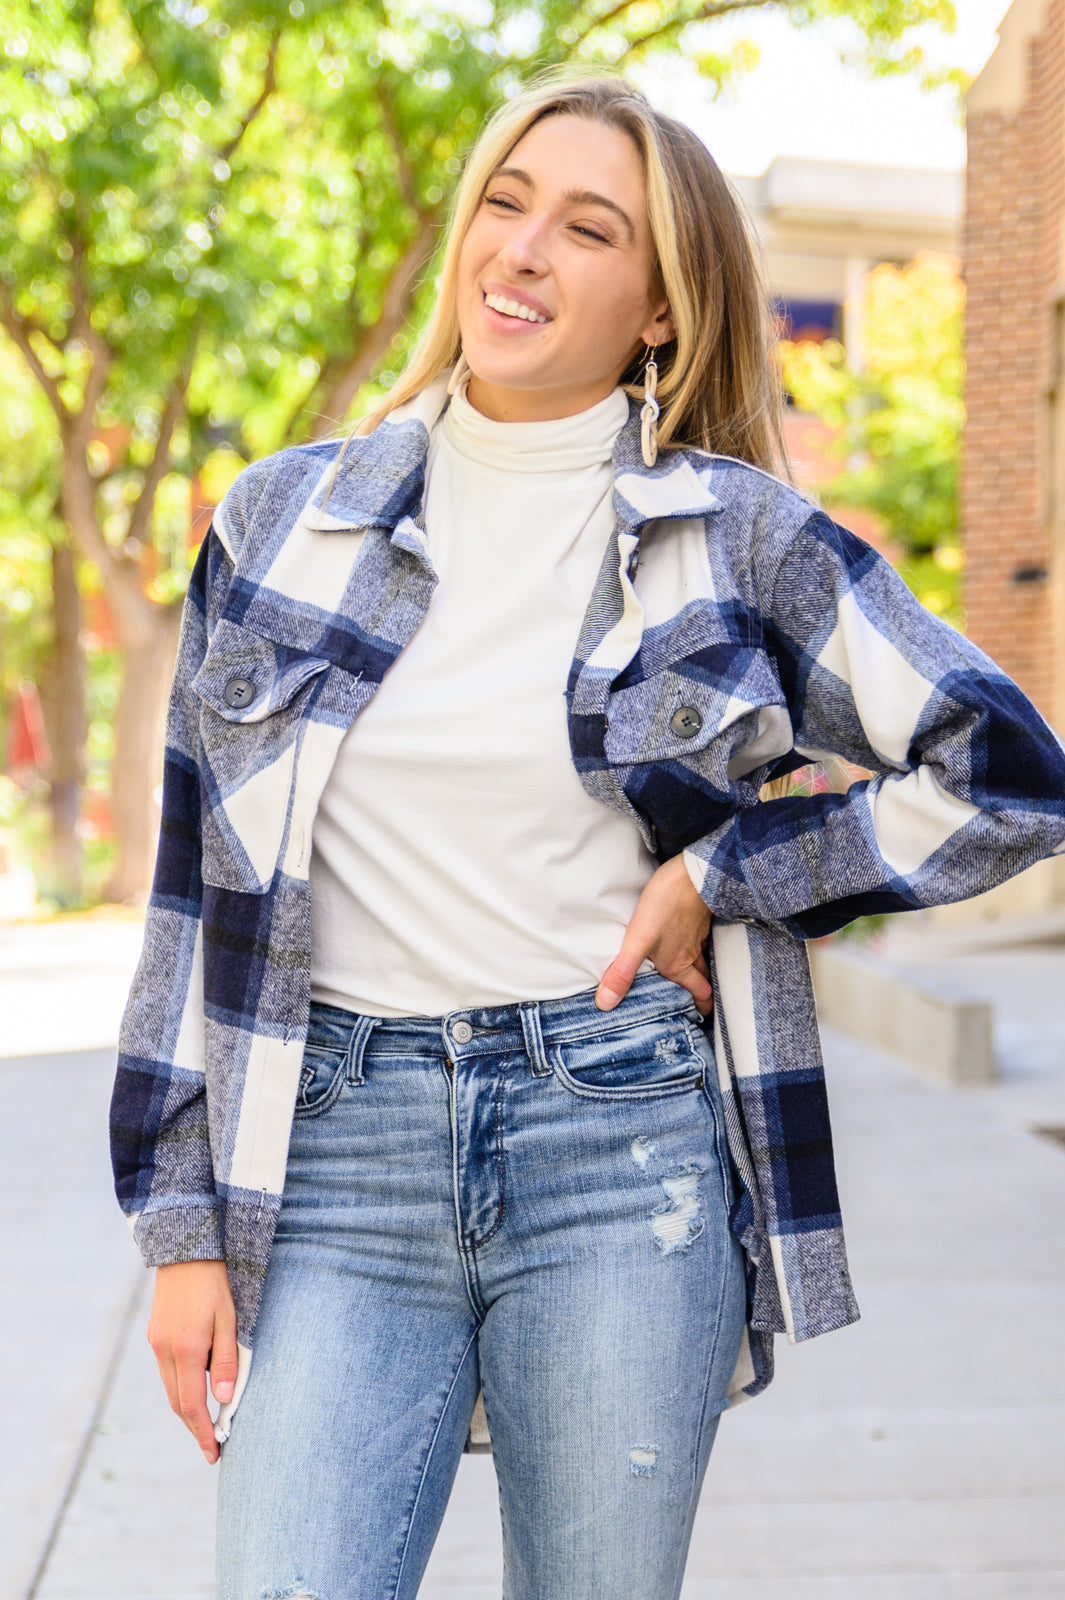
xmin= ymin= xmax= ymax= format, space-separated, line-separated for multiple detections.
xmin=111 ymin=373 xmax=1065 ymax=1441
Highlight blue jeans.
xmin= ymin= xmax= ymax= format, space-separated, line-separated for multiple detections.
xmin=216 ymin=972 xmax=746 ymax=1600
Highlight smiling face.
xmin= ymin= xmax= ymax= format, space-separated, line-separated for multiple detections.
xmin=455 ymin=113 xmax=675 ymax=422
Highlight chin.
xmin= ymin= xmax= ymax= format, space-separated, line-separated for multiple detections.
xmin=463 ymin=351 xmax=549 ymax=392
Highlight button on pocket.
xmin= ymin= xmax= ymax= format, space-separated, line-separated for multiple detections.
xmin=670 ymin=705 xmax=703 ymax=738
xmin=224 ymin=677 xmax=256 ymax=710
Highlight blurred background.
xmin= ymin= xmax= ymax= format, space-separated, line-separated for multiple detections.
xmin=7 ymin=8 xmax=1065 ymax=1598
xmin=0 ymin=0 xmax=1059 ymax=935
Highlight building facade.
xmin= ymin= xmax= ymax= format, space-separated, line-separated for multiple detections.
xmin=963 ymin=0 xmax=1065 ymax=918
xmin=733 ymin=157 xmax=961 ymax=551
xmin=965 ymin=0 xmax=1065 ymax=730
xmin=733 ymin=156 xmax=962 ymax=365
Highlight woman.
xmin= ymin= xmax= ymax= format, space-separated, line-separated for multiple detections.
xmin=111 ymin=71 xmax=1065 ymax=1600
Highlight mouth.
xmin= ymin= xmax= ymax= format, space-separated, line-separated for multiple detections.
xmin=482 ymin=290 xmax=551 ymax=326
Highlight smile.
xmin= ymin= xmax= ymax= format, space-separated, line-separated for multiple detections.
xmin=483 ymin=292 xmax=550 ymax=325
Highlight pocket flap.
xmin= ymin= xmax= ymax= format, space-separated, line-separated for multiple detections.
xmin=604 ymin=652 xmax=787 ymax=767
xmin=192 ymin=620 xmax=329 ymax=724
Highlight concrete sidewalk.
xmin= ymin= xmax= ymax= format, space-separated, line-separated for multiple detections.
xmin=0 ymin=920 xmax=146 ymax=1060
xmin=3 ymin=923 xmax=1064 ymax=1599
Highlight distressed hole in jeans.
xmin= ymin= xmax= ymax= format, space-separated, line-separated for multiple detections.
xmin=629 ymin=1443 xmax=660 ymax=1477
xmin=630 ymin=1135 xmax=656 ymax=1169
xmin=653 ymin=1034 xmax=682 ymax=1058
xmin=260 ymin=1587 xmax=322 ymax=1599
xmin=650 ymin=1164 xmax=704 ymax=1255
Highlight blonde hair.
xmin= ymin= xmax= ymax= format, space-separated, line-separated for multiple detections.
xmin=357 ymin=69 xmax=789 ymax=475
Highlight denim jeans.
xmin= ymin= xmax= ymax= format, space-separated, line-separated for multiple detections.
xmin=215 ymin=972 xmax=746 ymax=1600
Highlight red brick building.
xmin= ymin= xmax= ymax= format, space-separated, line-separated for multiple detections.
xmin=965 ymin=0 xmax=1065 ymax=724
xmin=963 ymin=0 xmax=1065 ymax=917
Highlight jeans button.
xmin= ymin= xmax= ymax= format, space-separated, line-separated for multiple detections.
xmin=451 ymin=1020 xmax=473 ymax=1045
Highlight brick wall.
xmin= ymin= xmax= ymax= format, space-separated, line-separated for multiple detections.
xmin=964 ymin=0 xmax=1065 ymax=724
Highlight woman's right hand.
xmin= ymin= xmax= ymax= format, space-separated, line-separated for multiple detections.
xmin=147 ymin=1259 xmax=238 ymax=1465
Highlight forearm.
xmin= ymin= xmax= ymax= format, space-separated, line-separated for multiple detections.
xmin=684 ymin=763 xmax=1065 ymax=939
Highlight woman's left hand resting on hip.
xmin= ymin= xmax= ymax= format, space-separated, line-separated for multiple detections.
xmin=596 ymin=854 xmax=713 ymax=1016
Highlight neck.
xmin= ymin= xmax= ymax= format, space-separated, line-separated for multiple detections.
xmin=465 ymin=373 xmax=623 ymax=423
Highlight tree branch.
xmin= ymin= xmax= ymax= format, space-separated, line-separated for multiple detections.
xmin=58 ymin=435 xmax=129 ymax=594
xmin=376 ymin=74 xmax=422 ymax=218
xmin=303 ymin=214 xmax=440 ymax=440
xmin=0 ymin=298 xmax=69 ymax=420
xmin=126 ymin=330 xmax=199 ymax=547
xmin=572 ymin=0 xmax=795 ymax=50
xmin=217 ymin=32 xmax=280 ymax=165
xmin=66 ymin=231 xmax=114 ymax=443
xmin=22 ymin=307 xmax=68 ymax=356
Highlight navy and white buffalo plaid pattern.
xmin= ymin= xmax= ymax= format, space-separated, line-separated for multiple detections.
xmin=111 ymin=372 xmax=1065 ymax=1429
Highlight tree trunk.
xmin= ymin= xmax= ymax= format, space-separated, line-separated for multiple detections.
xmin=39 ymin=542 xmax=87 ymax=903
xmin=102 ymin=609 xmax=182 ymax=903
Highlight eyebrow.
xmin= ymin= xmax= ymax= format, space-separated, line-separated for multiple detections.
xmin=488 ymin=165 xmax=636 ymax=242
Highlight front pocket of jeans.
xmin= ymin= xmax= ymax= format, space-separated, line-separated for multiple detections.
xmin=292 ymin=1043 xmax=349 ymax=1119
xmin=550 ymin=1017 xmax=704 ymax=1101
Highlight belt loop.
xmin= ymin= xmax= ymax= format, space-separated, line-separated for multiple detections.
xmin=519 ymin=1001 xmax=553 ymax=1078
xmin=346 ymin=1014 xmax=377 ymax=1085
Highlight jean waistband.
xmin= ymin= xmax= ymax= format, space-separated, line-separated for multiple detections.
xmin=307 ymin=972 xmax=703 ymax=1064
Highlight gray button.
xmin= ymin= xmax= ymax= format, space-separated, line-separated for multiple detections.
xmin=224 ymin=677 xmax=256 ymax=710
xmin=670 ymin=705 xmax=702 ymax=738
xmin=451 ymin=1020 xmax=473 ymax=1044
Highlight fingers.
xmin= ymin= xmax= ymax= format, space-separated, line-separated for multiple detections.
xmin=209 ymin=1309 xmax=240 ymax=1407
xmin=596 ymin=946 xmax=644 ymax=1011
xmin=149 ymin=1324 xmax=218 ymax=1463
xmin=173 ymin=1338 xmax=220 ymax=1464
xmin=598 ymin=856 xmax=715 ymax=1013
xmin=148 ymin=1260 xmax=235 ymax=1466
xmin=672 ymin=956 xmax=714 ymax=1016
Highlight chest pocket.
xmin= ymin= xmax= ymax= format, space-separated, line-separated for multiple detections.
xmin=602 ymin=650 xmax=793 ymax=851
xmin=604 ymin=645 xmax=790 ymax=773
xmin=191 ymin=621 xmax=329 ymax=892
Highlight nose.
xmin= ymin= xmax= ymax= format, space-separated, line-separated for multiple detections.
xmin=496 ymin=214 xmax=551 ymax=276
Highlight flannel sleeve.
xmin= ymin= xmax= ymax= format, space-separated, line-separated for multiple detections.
xmin=109 ymin=524 xmax=234 ymax=1265
xmin=683 ymin=510 xmax=1065 ymax=938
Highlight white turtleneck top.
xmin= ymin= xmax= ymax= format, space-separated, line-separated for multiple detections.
xmin=308 ymin=381 xmax=657 ymax=1017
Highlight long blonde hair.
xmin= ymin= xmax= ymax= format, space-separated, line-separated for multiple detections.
xmin=357 ymin=69 xmax=788 ymax=475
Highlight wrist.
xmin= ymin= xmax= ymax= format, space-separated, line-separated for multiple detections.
xmin=664 ymin=850 xmax=702 ymax=903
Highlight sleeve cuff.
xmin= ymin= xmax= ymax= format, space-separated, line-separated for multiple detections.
xmin=129 ymin=1203 xmax=224 ymax=1268
xmin=682 ymin=836 xmax=761 ymax=922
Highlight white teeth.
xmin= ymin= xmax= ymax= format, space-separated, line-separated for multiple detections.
xmin=485 ymin=292 xmax=548 ymax=324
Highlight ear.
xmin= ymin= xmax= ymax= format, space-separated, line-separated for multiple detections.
xmin=639 ymin=301 xmax=676 ymax=349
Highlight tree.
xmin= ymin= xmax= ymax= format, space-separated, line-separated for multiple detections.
xmin=0 ymin=0 xmax=960 ymax=899
xmin=779 ymin=251 xmax=966 ymax=626
xmin=0 ymin=330 xmax=90 ymax=901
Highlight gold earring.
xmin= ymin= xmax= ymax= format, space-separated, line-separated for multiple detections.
xmin=640 ymin=344 xmax=659 ymax=468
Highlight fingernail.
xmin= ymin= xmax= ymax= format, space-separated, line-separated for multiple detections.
xmin=214 ymin=1381 xmax=235 ymax=1403
xmin=596 ymin=987 xmax=620 ymax=1011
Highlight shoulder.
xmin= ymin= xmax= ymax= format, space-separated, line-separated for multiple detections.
xmin=665 ymin=448 xmax=818 ymax=598
xmin=685 ymin=449 xmax=814 ymax=538
xmin=211 ymin=439 xmax=345 ymax=563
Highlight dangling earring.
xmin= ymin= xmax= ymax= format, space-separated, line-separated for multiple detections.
xmin=447 ymin=350 xmax=471 ymax=397
xmin=640 ymin=344 xmax=660 ymax=468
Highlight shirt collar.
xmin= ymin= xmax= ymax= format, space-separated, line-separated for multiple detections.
xmin=303 ymin=370 xmax=723 ymax=536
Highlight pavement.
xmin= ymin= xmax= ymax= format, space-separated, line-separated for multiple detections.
xmin=2 ymin=918 xmax=1064 ymax=1599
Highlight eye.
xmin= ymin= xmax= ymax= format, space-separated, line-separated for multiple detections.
xmin=572 ymin=225 xmax=610 ymax=244
xmin=484 ymin=193 xmax=520 ymax=213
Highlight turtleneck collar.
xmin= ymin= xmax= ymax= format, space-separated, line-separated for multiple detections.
xmin=442 ymin=378 xmax=630 ymax=478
